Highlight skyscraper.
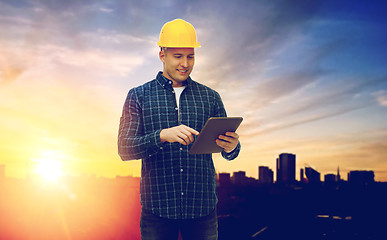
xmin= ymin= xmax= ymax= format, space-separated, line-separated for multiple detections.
xmin=300 ymin=168 xmax=305 ymax=183
xmin=259 ymin=166 xmax=273 ymax=184
xmin=232 ymin=171 xmax=246 ymax=185
xmin=324 ymin=174 xmax=336 ymax=184
xmin=337 ymin=166 xmax=341 ymax=182
xmin=348 ymin=170 xmax=375 ymax=185
xmin=276 ymin=153 xmax=296 ymax=184
xmin=305 ymin=166 xmax=321 ymax=183
xmin=218 ymin=173 xmax=231 ymax=186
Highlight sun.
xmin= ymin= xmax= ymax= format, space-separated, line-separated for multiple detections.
xmin=35 ymin=159 xmax=63 ymax=182
xmin=33 ymin=151 xmax=64 ymax=182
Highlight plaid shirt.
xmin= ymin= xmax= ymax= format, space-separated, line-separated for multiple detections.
xmin=118 ymin=72 xmax=240 ymax=219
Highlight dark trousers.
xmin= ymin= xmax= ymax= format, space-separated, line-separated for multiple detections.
xmin=140 ymin=208 xmax=218 ymax=240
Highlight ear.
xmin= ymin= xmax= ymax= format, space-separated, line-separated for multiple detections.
xmin=159 ymin=50 xmax=166 ymax=63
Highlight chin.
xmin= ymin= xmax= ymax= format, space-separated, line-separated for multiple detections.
xmin=173 ymin=75 xmax=188 ymax=82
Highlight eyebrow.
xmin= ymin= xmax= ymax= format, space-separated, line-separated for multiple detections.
xmin=173 ymin=53 xmax=195 ymax=57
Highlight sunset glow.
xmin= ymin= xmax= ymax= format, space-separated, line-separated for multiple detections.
xmin=0 ymin=1 xmax=386 ymax=240
xmin=34 ymin=158 xmax=63 ymax=182
xmin=0 ymin=0 xmax=386 ymax=182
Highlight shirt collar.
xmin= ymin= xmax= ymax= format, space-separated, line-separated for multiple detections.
xmin=156 ymin=71 xmax=192 ymax=90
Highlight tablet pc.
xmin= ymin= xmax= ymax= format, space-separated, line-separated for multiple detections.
xmin=189 ymin=117 xmax=243 ymax=154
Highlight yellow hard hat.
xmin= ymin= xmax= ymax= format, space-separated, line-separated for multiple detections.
xmin=157 ymin=19 xmax=200 ymax=48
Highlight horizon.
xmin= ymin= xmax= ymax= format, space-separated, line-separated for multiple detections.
xmin=0 ymin=157 xmax=380 ymax=183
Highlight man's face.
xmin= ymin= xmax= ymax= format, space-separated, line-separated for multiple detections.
xmin=159 ymin=48 xmax=195 ymax=87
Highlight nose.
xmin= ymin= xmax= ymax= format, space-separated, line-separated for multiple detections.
xmin=181 ymin=57 xmax=188 ymax=68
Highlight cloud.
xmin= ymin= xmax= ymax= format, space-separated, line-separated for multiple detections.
xmin=233 ymin=73 xmax=387 ymax=143
xmin=0 ymin=28 xmax=157 ymax=87
xmin=0 ymin=60 xmax=28 ymax=86
xmin=258 ymin=103 xmax=372 ymax=136
xmin=38 ymin=44 xmax=145 ymax=77
xmin=99 ymin=7 xmax=114 ymax=13
xmin=271 ymin=75 xmax=387 ymax=119
xmin=0 ymin=41 xmax=33 ymax=85
xmin=373 ymin=90 xmax=387 ymax=107
xmin=191 ymin=0 xmax=324 ymax=81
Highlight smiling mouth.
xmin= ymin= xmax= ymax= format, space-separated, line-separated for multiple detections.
xmin=177 ymin=69 xmax=188 ymax=74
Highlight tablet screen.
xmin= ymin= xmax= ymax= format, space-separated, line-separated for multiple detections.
xmin=189 ymin=117 xmax=243 ymax=154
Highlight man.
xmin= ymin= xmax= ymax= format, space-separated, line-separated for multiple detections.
xmin=118 ymin=19 xmax=241 ymax=240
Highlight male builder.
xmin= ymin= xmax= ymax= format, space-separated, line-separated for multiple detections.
xmin=118 ymin=19 xmax=241 ymax=240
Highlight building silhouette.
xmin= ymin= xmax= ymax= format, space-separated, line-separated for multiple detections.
xmin=348 ymin=170 xmax=375 ymax=185
xmin=276 ymin=153 xmax=296 ymax=184
xmin=300 ymin=168 xmax=306 ymax=183
xmin=218 ymin=173 xmax=231 ymax=186
xmin=324 ymin=174 xmax=336 ymax=184
xmin=232 ymin=171 xmax=246 ymax=185
xmin=258 ymin=166 xmax=273 ymax=184
xmin=337 ymin=166 xmax=341 ymax=182
xmin=305 ymin=166 xmax=321 ymax=184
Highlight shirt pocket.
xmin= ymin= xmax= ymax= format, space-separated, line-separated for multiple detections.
xmin=181 ymin=100 xmax=212 ymax=131
xmin=143 ymin=94 xmax=178 ymax=132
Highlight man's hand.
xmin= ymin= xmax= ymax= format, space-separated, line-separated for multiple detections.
xmin=160 ymin=125 xmax=199 ymax=145
xmin=216 ymin=132 xmax=239 ymax=153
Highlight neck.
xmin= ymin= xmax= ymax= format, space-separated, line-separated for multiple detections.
xmin=162 ymin=73 xmax=184 ymax=87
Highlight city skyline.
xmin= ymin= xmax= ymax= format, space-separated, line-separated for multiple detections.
xmin=1 ymin=0 xmax=387 ymax=181
xmin=2 ymin=166 xmax=385 ymax=239
xmin=1 ymin=151 xmax=379 ymax=184
xmin=219 ymin=152 xmax=377 ymax=183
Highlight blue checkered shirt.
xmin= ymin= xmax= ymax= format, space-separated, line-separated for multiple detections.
xmin=118 ymin=72 xmax=241 ymax=219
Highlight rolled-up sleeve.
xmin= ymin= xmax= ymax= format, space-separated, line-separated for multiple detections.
xmin=221 ymin=141 xmax=241 ymax=161
xmin=213 ymin=91 xmax=241 ymax=161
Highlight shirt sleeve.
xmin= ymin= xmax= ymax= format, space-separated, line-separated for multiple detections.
xmin=213 ymin=91 xmax=241 ymax=161
xmin=221 ymin=141 xmax=241 ymax=161
xmin=118 ymin=88 xmax=163 ymax=161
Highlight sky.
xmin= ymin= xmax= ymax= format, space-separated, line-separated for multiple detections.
xmin=1 ymin=0 xmax=387 ymax=181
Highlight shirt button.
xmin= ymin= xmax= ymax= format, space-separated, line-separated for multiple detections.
xmin=180 ymin=147 xmax=183 ymax=151
xmin=172 ymin=90 xmax=175 ymax=93
xmin=181 ymin=192 xmax=184 ymax=196
xmin=148 ymin=154 xmax=152 ymax=157
xmin=169 ymin=81 xmax=172 ymax=84
xmin=180 ymin=168 xmax=184 ymax=172
xmin=175 ymin=107 xmax=178 ymax=111
xmin=160 ymin=147 xmax=163 ymax=150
